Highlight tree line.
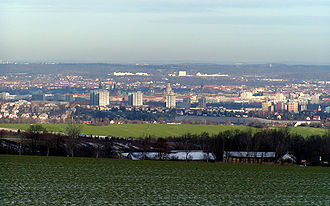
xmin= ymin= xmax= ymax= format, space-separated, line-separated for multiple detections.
xmin=0 ymin=124 xmax=329 ymax=166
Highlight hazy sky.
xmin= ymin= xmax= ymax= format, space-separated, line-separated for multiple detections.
xmin=0 ymin=0 xmax=329 ymax=64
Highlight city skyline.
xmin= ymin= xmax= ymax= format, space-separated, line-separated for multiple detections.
xmin=1 ymin=0 xmax=329 ymax=64
xmin=0 ymin=1 xmax=329 ymax=202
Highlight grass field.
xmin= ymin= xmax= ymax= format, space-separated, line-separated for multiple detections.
xmin=0 ymin=155 xmax=329 ymax=205
xmin=0 ymin=123 xmax=328 ymax=138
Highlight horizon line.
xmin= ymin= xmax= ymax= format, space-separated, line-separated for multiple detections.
xmin=1 ymin=61 xmax=330 ymax=66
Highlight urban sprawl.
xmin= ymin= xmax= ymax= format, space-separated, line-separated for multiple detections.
xmin=0 ymin=64 xmax=329 ymax=126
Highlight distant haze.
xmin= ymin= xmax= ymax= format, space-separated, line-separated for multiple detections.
xmin=0 ymin=0 xmax=329 ymax=64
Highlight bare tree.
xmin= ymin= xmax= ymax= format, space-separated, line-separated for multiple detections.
xmin=27 ymin=124 xmax=47 ymax=155
xmin=65 ymin=124 xmax=82 ymax=157
xmin=66 ymin=124 xmax=82 ymax=138
xmin=180 ymin=133 xmax=193 ymax=161
xmin=92 ymin=137 xmax=104 ymax=158
xmin=142 ymin=136 xmax=151 ymax=160
xmin=41 ymin=133 xmax=58 ymax=156
xmin=155 ymin=138 xmax=169 ymax=160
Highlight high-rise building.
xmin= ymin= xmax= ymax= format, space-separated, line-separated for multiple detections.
xmin=128 ymin=91 xmax=143 ymax=106
xmin=300 ymin=103 xmax=307 ymax=111
xmin=287 ymin=102 xmax=299 ymax=113
xmin=310 ymin=94 xmax=320 ymax=104
xmin=262 ymin=101 xmax=272 ymax=112
xmin=276 ymin=102 xmax=287 ymax=112
xmin=166 ymin=94 xmax=176 ymax=108
xmin=90 ymin=89 xmax=109 ymax=106
xmin=166 ymin=83 xmax=172 ymax=95
xmin=275 ymin=91 xmax=285 ymax=102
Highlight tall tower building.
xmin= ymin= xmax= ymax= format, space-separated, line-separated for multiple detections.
xmin=166 ymin=83 xmax=172 ymax=95
xmin=300 ymin=103 xmax=307 ymax=111
xmin=275 ymin=91 xmax=285 ymax=102
xmin=262 ymin=101 xmax=272 ymax=112
xmin=287 ymin=102 xmax=299 ymax=113
xmin=166 ymin=94 xmax=176 ymax=108
xmin=276 ymin=102 xmax=287 ymax=112
xmin=90 ymin=89 xmax=109 ymax=106
xmin=128 ymin=91 xmax=143 ymax=106
xmin=310 ymin=94 xmax=320 ymax=104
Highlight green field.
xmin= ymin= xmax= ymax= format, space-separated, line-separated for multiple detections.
xmin=0 ymin=155 xmax=329 ymax=205
xmin=0 ymin=123 xmax=327 ymax=138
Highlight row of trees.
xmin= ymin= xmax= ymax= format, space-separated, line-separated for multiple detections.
xmin=1 ymin=125 xmax=329 ymax=165
xmin=169 ymin=129 xmax=329 ymax=165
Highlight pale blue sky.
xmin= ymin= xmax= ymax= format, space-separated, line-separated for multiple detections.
xmin=0 ymin=0 xmax=329 ymax=64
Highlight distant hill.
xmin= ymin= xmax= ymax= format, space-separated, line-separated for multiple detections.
xmin=0 ymin=63 xmax=329 ymax=79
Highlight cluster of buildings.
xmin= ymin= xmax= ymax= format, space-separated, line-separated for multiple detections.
xmin=0 ymin=101 xmax=24 ymax=119
xmin=88 ymin=82 xmax=207 ymax=110
xmin=262 ymin=92 xmax=322 ymax=113
xmin=0 ymin=68 xmax=329 ymax=122
xmin=168 ymin=70 xmax=228 ymax=77
xmin=0 ymin=100 xmax=72 ymax=121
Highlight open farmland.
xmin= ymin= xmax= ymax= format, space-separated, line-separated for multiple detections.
xmin=0 ymin=155 xmax=329 ymax=205
xmin=0 ymin=123 xmax=328 ymax=138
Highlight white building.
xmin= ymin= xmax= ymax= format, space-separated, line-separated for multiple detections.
xmin=113 ymin=72 xmax=134 ymax=76
xmin=196 ymin=72 xmax=228 ymax=77
xmin=128 ymin=91 xmax=143 ymax=106
xmin=38 ymin=113 xmax=48 ymax=120
xmin=90 ymin=89 xmax=109 ymax=106
xmin=178 ymin=71 xmax=187 ymax=76
xmin=275 ymin=92 xmax=286 ymax=102
xmin=0 ymin=92 xmax=10 ymax=100
xmin=240 ymin=92 xmax=253 ymax=100
xmin=310 ymin=94 xmax=320 ymax=104
xmin=166 ymin=94 xmax=176 ymax=108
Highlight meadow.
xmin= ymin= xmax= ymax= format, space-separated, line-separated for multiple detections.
xmin=0 ymin=155 xmax=329 ymax=205
xmin=0 ymin=123 xmax=327 ymax=138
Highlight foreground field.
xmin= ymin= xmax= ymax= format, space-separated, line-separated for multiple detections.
xmin=0 ymin=155 xmax=329 ymax=205
xmin=0 ymin=123 xmax=327 ymax=138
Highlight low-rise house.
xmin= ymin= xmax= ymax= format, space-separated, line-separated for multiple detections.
xmin=21 ymin=113 xmax=30 ymax=118
xmin=223 ymin=151 xmax=276 ymax=163
xmin=9 ymin=113 xmax=17 ymax=119
xmin=39 ymin=113 xmax=48 ymax=120
xmin=277 ymin=152 xmax=296 ymax=164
